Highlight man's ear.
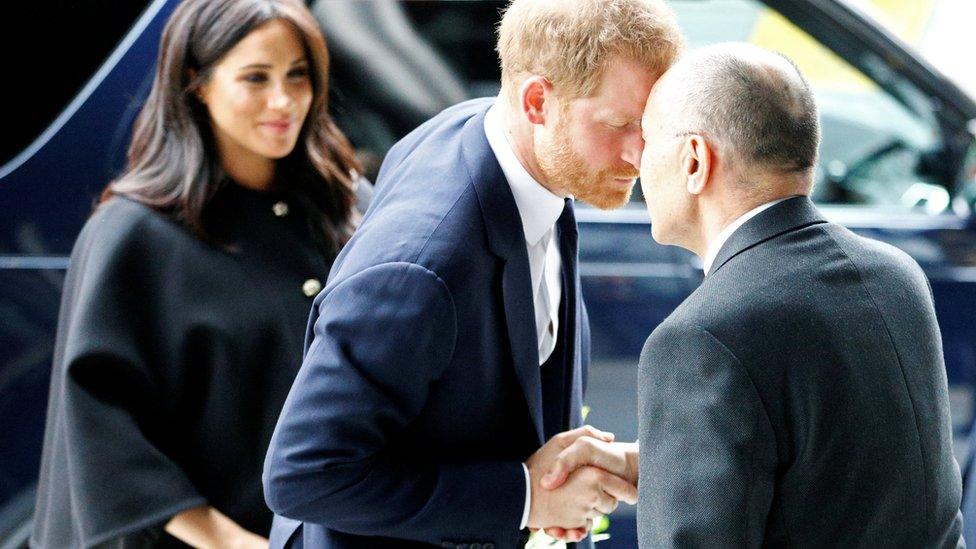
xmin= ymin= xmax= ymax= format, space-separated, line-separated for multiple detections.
xmin=520 ymin=76 xmax=554 ymax=126
xmin=683 ymin=134 xmax=713 ymax=196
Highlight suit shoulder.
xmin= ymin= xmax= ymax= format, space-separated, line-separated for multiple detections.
xmin=334 ymin=184 xmax=483 ymax=275
xmin=660 ymin=279 xmax=760 ymax=335
xmin=653 ymin=265 xmax=790 ymax=365
xmin=640 ymin=314 xmax=745 ymax=383
xmin=379 ymin=98 xmax=493 ymax=177
xmin=820 ymin=223 xmax=930 ymax=293
xmin=644 ymin=312 xmax=735 ymax=356
xmin=832 ymin=224 xmax=921 ymax=270
xmin=336 ymin=100 xmax=497 ymax=280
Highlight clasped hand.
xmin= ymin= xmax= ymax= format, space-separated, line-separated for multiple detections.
xmin=524 ymin=426 xmax=638 ymax=542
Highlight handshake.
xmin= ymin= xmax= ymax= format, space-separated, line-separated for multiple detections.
xmin=524 ymin=426 xmax=638 ymax=542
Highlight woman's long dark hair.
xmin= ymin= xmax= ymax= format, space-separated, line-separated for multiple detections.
xmin=102 ymin=0 xmax=361 ymax=253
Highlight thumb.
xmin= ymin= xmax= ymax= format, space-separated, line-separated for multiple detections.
xmin=541 ymin=443 xmax=593 ymax=490
xmin=540 ymin=466 xmax=567 ymax=490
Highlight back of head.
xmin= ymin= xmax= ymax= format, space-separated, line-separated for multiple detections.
xmin=496 ymin=0 xmax=683 ymax=99
xmin=669 ymin=43 xmax=821 ymax=190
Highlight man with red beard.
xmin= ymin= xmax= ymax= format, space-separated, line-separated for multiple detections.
xmin=263 ymin=1 xmax=683 ymax=547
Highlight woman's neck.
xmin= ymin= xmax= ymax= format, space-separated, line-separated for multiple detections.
xmin=216 ymin=138 xmax=276 ymax=191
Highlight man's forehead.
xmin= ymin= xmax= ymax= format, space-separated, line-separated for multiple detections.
xmin=586 ymin=57 xmax=661 ymax=104
xmin=593 ymin=84 xmax=659 ymax=121
xmin=576 ymin=95 xmax=643 ymax=122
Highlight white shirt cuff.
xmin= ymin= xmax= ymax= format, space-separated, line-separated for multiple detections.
xmin=520 ymin=463 xmax=531 ymax=530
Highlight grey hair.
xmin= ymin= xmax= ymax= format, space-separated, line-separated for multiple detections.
xmin=673 ymin=43 xmax=821 ymax=174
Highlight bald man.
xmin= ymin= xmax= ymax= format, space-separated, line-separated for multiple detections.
xmin=635 ymin=43 xmax=963 ymax=547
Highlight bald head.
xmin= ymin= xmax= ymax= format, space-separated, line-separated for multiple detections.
xmin=652 ymin=42 xmax=821 ymax=179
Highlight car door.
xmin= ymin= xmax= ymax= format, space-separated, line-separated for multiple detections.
xmin=0 ymin=0 xmax=164 ymax=542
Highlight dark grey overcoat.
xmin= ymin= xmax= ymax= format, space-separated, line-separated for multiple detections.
xmin=637 ymin=196 xmax=963 ymax=548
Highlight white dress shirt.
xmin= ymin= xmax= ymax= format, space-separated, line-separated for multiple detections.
xmin=702 ymin=197 xmax=794 ymax=275
xmin=484 ymin=100 xmax=567 ymax=530
xmin=484 ymin=101 xmax=566 ymax=363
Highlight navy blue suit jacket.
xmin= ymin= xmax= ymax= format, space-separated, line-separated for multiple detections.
xmin=263 ymin=99 xmax=590 ymax=549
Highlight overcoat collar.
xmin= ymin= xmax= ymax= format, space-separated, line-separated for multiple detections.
xmin=709 ymin=196 xmax=828 ymax=277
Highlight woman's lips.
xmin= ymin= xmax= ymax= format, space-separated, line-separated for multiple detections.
xmin=259 ymin=120 xmax=292 ymax=134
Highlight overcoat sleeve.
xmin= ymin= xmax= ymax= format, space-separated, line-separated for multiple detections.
xmin=32 ymin=204 xmax=206 ymax=548
xmin=263 ymin=261 xmax=526 ymax=546
xmin=636 ymin=320 xmax=777 ymax=548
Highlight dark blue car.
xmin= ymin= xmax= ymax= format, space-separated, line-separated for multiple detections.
xmin=2 ymin=0 xmax=975 ymax=546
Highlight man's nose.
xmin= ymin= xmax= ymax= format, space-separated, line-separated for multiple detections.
xmin=621 ymin=132 xmax=644 ymax=169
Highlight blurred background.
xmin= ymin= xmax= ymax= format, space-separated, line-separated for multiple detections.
xmin=2 ymin=1 xmax=975 ymax=547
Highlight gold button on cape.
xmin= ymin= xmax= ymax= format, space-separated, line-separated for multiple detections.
xmin=302 ymin=278 xmax=322 ymax=297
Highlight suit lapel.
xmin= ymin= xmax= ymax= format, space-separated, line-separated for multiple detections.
xmin=503 ymin=259 xmax=545 ymax=445
xmin=462 ymin=108 xmax=545 ymax=446
xmin=709 ymin=196 xmax=829 ymax=277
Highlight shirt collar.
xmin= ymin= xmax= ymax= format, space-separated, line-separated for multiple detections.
xmin=702 ymin=197 xmax=793 ymax=275
xmin=484 ymin=99 xmax=566 ymax=246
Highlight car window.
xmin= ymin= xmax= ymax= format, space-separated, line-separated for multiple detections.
xmin=400 ymin=2 xmax=503 ymax=98
xmin=957 ymin=137 xmax=976 ymax=215
xmin=0 ymin=2 xmax=151 ymax=169
xmin=667 ymin=0 xmax=948 ymax=214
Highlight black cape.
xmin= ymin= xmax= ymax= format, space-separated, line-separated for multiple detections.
xmin=32 ymin=182 xmax=367 ymax=548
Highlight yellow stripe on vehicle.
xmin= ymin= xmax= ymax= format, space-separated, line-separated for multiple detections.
xmin=748 ymin=7 xmax=875 ymax=92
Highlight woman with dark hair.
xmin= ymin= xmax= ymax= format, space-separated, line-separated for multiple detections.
xmin=32 ymin=0 xmax=367 ymax=546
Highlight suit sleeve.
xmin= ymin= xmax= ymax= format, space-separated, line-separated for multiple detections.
xmin=263 ymin=261 xmax=525 ymax=546
xmin=637 ymin=320 xmax=777 ymax=548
